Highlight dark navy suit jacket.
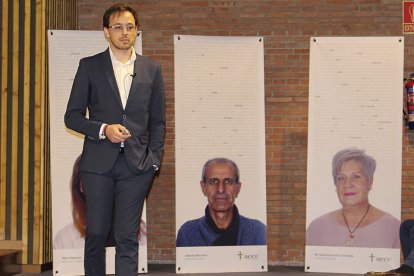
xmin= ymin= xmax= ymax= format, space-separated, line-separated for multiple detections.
xmin=64 ymin=48 xmax=165 ymax=174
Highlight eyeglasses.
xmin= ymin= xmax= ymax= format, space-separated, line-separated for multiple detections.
xmin=108 ymin=24 xmax=136 ymax=32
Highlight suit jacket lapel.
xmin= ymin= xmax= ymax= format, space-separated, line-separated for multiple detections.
xmin=102 ymin=49 xmax=124 ymax=109
xmin=125 ymin=54 xmax=142 ymax=109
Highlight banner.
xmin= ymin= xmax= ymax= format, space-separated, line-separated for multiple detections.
xmin=305 ymin=37 xmax=404 ymax=274
xmin=174 ymin=35 xmax=267 ymax=273
xmin=48 ymin=30 xmax=147 ymax=275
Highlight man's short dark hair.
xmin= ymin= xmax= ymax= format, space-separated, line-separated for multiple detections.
xmin=103 ymin=3 xmax=139 ymax=28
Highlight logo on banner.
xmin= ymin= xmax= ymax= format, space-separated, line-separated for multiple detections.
xmin=237 ymin=251 xmax=259 ymax=260
xmin=403 ymin=1 xmax=414 ymax=34
xmin=368 ymin=253 xmax=392 ymax=263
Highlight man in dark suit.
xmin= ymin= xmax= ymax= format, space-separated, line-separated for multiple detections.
xmin=64 ymin=3 xmax=165 ymax=276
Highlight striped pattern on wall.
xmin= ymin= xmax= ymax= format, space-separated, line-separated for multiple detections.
xmin=0 ymin=0 xmax=77 ymax=268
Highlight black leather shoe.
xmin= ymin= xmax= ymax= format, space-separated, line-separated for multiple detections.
xmin=364 ymin=264 xmax=414 ymax=275
xmin=393 ymin=264 xmax=414 ymax=275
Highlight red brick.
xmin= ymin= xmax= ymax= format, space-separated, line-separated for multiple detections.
xmin=78 ymin=0 xmax=408 ymax=267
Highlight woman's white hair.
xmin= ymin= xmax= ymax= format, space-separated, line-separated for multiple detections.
xmin=332 ymin=147 xmax=376 ymax=183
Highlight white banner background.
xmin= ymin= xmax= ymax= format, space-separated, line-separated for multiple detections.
xmin=174 ymin=35 xmax=267 ymax=273
xmin=48 ymin=30 xmax=147 ymax=275
xmin=305 ymin=36 xmax=404 ymax=274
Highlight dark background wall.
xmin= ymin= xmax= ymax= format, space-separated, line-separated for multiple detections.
xmin=77 ymin=0 xmax=414 ymax=265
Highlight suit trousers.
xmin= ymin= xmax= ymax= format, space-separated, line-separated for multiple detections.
xmin=400 ymin=219 xmax=414 ymax=266
xmin=81 ymin=153 xmax=154 ymax=276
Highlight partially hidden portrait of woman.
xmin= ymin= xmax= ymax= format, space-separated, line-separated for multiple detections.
xmin=54 ymin=155 xmax=86 ymax=249
xmin=306 ymin=147 xmax=400 ymax=248
xmin=53 ymin=155 xmax=147 ymax=249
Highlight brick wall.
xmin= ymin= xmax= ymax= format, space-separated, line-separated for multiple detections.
xmin=77 ymin=0 xmax=413 ymax=265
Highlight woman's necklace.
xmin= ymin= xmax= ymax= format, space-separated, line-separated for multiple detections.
xmin=342 ymin=204 xmax=371 ymax=245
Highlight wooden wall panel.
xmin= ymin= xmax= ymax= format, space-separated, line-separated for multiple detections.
xmin=0 ymin=0 xmax=78 ymax=269
xmin=22 ymin=0 xmax=31 ymax=263
xmin=0 ymin=0 xmax=9 ymax=245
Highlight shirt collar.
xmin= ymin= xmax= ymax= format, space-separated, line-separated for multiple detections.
xmin=109 ymin=46 xmax=137 ymax=66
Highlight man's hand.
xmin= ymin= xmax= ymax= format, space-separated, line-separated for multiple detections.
xmin=104 ymin=124 xmax=131 ymax=143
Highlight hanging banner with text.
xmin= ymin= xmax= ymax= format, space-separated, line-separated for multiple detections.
xmin=48 ymin=30 xmax=147 ymax=275
xmin=305 ymin=36 xmax=404 ymax=274
xmin=174 ymin=35 xmax=267 ymax=274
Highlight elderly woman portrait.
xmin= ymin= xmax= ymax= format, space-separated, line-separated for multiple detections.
xmin=306 ymin=147 xmax=400 ymax=248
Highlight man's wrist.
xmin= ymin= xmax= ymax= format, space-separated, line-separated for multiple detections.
xmin=99 ymin=124 xmax=108 ymax=139
xmin=103 ymin=124 xmax=108 ymax=136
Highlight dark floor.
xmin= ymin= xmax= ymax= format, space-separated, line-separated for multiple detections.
xmin=12 ymin=264 xmax=365 ymax=275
